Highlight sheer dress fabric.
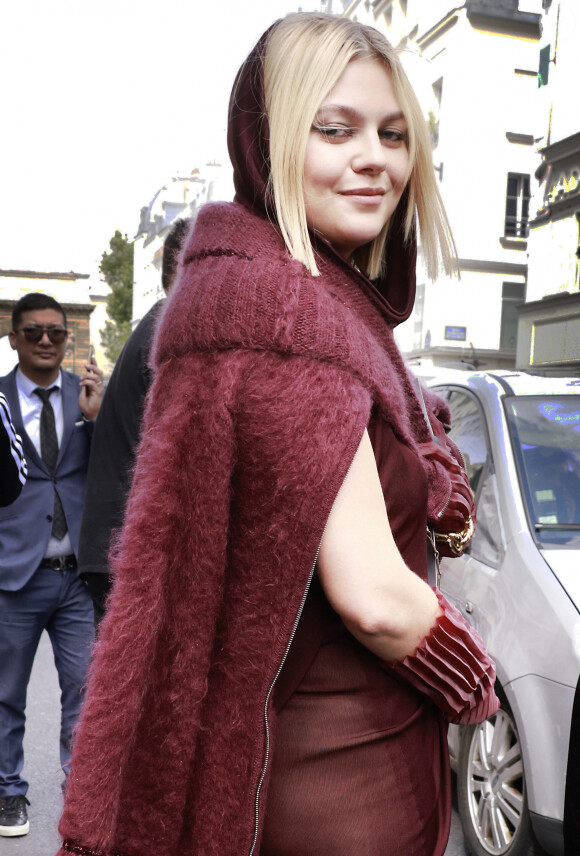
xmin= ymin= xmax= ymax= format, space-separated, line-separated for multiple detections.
xmin=261 ymin=417 xmax=451 ymax=856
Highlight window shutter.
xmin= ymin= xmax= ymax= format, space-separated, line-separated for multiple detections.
xmin=538 ymin=44 xmax=550 ymax=87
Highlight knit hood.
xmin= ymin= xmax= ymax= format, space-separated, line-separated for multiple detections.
xmin=226 ymin=21 xmax=417 ymax=327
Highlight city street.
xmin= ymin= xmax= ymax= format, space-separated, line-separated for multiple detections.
xmin=0 ymin=633 xmax=62 ymax=855
xmin=0 ymin=631 xmax=469 ymax=856
xmin=1 ymin=0 xmax=575 ymax=853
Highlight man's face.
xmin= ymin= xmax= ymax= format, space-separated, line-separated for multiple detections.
xmin=9 ymin=308 xmax=68 ymax=381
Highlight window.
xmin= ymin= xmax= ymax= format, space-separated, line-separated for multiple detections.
xmin=444 ymin=390 xmax=489 ymax=494
xmin=505 ymin=173 xmax=531 ymax=237
xmin=538 ymin=44 xmax=550 ymax=87
xmin=436 ymin=387 xmax=504 ymax=566
xmin=506 ymin=395 xmax=580 ymax=538
xmin=500 ymin=281 xmax=526 ymax=349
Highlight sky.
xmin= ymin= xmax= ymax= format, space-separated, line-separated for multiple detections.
xmin=1 ymin=0 xmax=320 ymax=278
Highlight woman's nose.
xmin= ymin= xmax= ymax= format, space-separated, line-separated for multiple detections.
xmin=352 ymin=131 xmax=388 ymax=174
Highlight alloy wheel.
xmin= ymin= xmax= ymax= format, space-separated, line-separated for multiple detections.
xmin=462 ymin=709 xmax=526 ymax=855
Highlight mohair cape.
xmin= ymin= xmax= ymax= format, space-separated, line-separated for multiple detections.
xmin=57 ymin=202 xmax=495 ymax=856
xmin=58 ymin=21 xmax=498 ymax=855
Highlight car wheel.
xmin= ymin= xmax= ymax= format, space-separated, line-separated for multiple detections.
xmin=457 ymin=705 xmax=545 ymax=856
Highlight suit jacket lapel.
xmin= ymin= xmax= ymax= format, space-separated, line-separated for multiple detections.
xmin=58 ymin=372 xmax=77 ymax=466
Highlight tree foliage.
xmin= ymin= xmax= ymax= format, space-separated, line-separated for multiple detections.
xmin=99 ymin=230 xmax=134 ymax=363
xmin=99 ymin=319 xmax=133 ymax=365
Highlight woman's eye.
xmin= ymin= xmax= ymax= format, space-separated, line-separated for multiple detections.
xmin=380 ymin=129 xmax=408 ymax=146
xmin=313 ymin=124 xmax=354 ymax=142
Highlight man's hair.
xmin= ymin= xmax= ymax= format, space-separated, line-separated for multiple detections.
xmin=162 ymin=218 xmax=191 ymax=293
xmin=262 ymin=12 xmax=455 ymax=279
xmin=12 ymin=292 xmax=67 ymax=330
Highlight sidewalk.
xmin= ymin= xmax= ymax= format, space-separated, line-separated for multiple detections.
xmin=0 ymin=631 xmax=62 ymax=855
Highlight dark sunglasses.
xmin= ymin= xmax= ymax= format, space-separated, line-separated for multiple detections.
xmin=17 ymin=326 xmax=68 ymax=345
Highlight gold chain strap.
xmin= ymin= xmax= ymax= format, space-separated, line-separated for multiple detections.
xmin=433 ymin=515 xmax=475 ymax=556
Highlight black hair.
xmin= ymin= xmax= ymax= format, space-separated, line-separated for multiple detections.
xmin=12 ymin=292 xmax=67 ymax=330
xmin=161 ymin=217 xmax=191 ymax=291
xmin=161 ymin=218 xmax=191 ymax=293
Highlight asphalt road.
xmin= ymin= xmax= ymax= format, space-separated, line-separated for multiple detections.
xmin=0 ymin=631 xmax=469 ymax=856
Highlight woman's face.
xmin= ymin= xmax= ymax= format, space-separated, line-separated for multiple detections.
xmin=303 ymin=58 xmax=410 ymax=260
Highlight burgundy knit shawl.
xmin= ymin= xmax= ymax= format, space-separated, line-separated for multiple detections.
xmin=57 ymin=203 xmax=455 ymax=856
xmin=156 ymin=202 xmax=452 ymax=519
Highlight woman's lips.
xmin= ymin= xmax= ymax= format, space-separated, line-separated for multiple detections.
xmin=340 ymin=187 xmax=387 ymax=206
xmin=341 ymin=187 xmax=386 ymax=196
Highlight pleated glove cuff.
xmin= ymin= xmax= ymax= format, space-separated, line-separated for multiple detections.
xmin=389 ymin=589 xmax=500 ymax=725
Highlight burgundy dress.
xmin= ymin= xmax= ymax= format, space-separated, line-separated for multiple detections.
xmin=260 ymin=418 xmax=451 ymax=856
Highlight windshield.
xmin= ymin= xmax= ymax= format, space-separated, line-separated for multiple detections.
xmin=505 ymin=395 xmax=580 ymax=547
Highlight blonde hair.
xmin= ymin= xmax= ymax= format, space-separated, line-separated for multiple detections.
xmin=263 ymin=12 xmax=456 ymax=279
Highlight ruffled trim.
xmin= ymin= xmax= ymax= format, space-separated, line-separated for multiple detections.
xmin=420 ymin=439 xmax=473 ymax=529
xmin=389 ymin=590 xmax=499 ymax=725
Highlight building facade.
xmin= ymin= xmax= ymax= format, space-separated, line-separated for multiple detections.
xmin=517 ymin=0 xmax=580 ymax=375
xmin=344 ymin=0 xmax=544 ymax=370
xmin=132 ymin=163 xmax=231 ymax=325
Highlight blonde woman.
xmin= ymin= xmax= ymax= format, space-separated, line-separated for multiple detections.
xmin=58 ymin=13 xmax=497 ymax=856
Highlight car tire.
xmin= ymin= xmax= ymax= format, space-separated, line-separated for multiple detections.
xmin=457 ymin=703 xmax=546 ymax=856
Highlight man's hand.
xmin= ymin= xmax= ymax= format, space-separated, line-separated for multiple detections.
xmin=79 ymin=353 xmax=104 ymax=421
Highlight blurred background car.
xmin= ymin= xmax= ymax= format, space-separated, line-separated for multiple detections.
xmin=415 ymin=368 xmax=580 ymax=856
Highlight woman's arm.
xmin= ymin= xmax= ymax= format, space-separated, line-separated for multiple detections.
xmin=318 ymin=428 xmax=499 ymax=724
xmin=317 ymin=428 xmax=440 ymax=662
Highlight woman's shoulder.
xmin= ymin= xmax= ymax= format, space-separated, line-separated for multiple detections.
xmin=185 ymin=201 xmax=283 ymax=260
xmin=153 ymin=202 xmax=339 ymax=365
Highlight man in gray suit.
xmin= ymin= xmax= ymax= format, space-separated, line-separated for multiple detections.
xmin=0 ymin=292 xmax=103 ymax=837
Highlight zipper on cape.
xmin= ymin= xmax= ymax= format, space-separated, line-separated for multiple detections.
xmin=248 ymin=438 xmax=361 ymax=856
xmin=248 ymin=531 xmax=324 ymax=856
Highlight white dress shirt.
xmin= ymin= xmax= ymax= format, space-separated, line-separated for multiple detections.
xmin=15 ymin=368 xmax=73 ymax=558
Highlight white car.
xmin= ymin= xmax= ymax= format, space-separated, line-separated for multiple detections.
xmin=420 ymin=369 xmax=580 ymax=856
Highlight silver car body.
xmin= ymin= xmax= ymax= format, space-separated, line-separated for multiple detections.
xmin=421 ymin=369 xmax=580 ymax=855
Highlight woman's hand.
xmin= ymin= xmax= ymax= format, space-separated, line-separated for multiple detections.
xmin=317 ymin=428 xmax=440 ymax=663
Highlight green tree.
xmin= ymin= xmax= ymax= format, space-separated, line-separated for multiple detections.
xmin=99 ymin=230 xmax=134 ymax=363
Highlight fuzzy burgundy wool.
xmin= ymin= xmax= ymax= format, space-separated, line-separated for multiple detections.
xmin=57 ymin=202 xmax=497 ymax=856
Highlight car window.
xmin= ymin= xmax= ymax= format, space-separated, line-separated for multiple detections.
xmin=442 ymin=389 xmax=488 ymax=494
xmin=434 ymin=386 xmax=505 ymax=566
xmin=505 ymin=395 xmax=580 ymax=544
xmin=469 ymin=472 xmax=505 ymax=568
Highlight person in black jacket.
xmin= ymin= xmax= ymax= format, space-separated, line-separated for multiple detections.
xmin=79 ymin=217 xmax=190 ymax=625
xmin=0 ymin=392 xmax=27 ymax=506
